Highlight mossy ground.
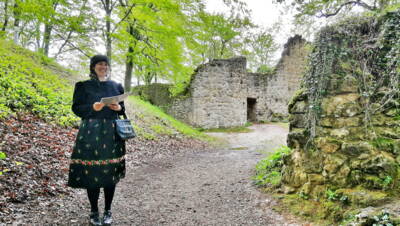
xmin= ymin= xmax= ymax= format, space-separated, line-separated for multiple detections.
xmin=267 ymin=187 xmax=400 ymax=225
xmin=199 ymin=124 xmax=253 ymax=133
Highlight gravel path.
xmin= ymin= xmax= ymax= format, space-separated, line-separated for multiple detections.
xmin=111 ymin=123 xmax=301 ymax=225
xmin=13 ymin=123 xmax=304 ymax=225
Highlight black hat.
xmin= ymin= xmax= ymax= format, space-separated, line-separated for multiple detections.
xmin=90 ymin=54 xmax=109 ymax=74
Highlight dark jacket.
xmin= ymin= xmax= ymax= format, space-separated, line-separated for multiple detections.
xmin=72 ymin=79 xmax=125 ymax=119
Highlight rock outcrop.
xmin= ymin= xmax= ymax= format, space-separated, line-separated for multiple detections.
xmin=282 ymin=11 xmax=400 ymax=201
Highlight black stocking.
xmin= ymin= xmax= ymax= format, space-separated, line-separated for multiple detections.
xmin=104 ymin=184 xmax=116 ymax=211
xmin=87 ymin=188 xmax=100 ymax=213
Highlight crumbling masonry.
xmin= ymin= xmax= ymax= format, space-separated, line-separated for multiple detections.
xmin=167 ymin=35 xmax=309 ymax=128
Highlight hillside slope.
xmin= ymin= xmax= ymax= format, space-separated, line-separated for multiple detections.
xmin=0 ymin=39 xmax=210 ymax=223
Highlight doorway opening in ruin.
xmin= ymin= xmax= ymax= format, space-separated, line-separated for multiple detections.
xmin=247 ymin=98 xmax=257 ymax=122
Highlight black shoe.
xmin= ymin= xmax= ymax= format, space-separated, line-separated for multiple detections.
xmin=89 ymin=212 xmax=102 ymax=226
xmin=102 ymin=210 xmax=113 ymax=225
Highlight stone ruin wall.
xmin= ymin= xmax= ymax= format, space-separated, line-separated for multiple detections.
xmin=282 ymin=12 xmax=400 ymax=201
xmin=132 ymin=37 xmax=309 ymax=129
xmin=169 ymin=58 xmax=248 ymax=129
xmin=246 ymin=72 xmax=268 ymax=122
xmin=246 ymin=35 xmax=309 ymax=122
xmin=265 ymin=35 xmax=309 ymax=121
xmin=167 ymin=36 xmax=309 ymax=128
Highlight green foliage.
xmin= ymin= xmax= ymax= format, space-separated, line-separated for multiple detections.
xmin=256 ymin=65 xmax=275 ymax=74
xmin=382 ymin=176 xmax=393 ymax=189
xmin=128 ymin=96 xmax=212 ymax=141
xmin=325 ymin=189 xmax=350 ymax=204
xmin=150 ymin=124 xmax=173 ymax=136
xmin=0 ymin=39 xmax=78 ymax=126
xmin=115 ymin=0 xmax=198 ymax=95
xmin=253 ymin=145 xmax=292 ymax=186
xmin=370 ymin=211 xmax=396 ymax=226
xmin=0 ymin=151 xmax=6 ymax=176
xmin=372 ymin=137 xmax=395 ymax=151
xmin=0 ymin=151 xmax=6 ymax=160
xmin=298 ymin=191 xmax=310 ymax=200
xmin=326 ymin=189 xmax=339 ymax=201
xmin=245 ymin=31 xmax=278 ymax=73
xmin=0 ymin=0 xmax=94 ymax=58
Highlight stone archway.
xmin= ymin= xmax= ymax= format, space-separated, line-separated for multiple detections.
xmin=247 ymin=98 xmax=257 ymax=122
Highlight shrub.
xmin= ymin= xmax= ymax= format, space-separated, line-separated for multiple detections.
xmin=253 ymin=145 xmax=292 ymax=186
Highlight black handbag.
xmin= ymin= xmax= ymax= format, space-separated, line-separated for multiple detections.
xmin=115 ymin=112 xmax=136 ymax=140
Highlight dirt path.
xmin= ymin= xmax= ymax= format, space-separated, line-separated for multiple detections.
xmin=109 ymin=123 xmax=299 ymax=225
xmin=18 ymin=123 xmax=302 ymax=225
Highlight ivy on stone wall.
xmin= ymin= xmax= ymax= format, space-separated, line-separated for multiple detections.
xmin=303 ymin=10 xmax=400 ymax=143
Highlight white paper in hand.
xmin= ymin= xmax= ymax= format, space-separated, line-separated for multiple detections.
xmin=100 ymin=93 xmax=129 ymax=105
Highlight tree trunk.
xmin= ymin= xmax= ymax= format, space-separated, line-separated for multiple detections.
xmin=42 ymin=23 xmax=52 ymax=56
xmin=105 ymin=0 xmax=113 ymax=79
xmin=124 ymin=23 xmax=141 ymax=90
xmin=35 ymin=23 xmax=41 ymax=51
xmin=2 ymin=0 xmax=9 ymax=32
xmin=220 ymin=40 xmax=227 ymax=58
xmin=124 ymin=45 xmax=134 ymax=92
xmin=12 ymin=1 xmax=20 ymax=44
xmin=41 ymin=1 xmax=59 ymax=56
xmin=378 ymin=0 xmax=388 ymax=10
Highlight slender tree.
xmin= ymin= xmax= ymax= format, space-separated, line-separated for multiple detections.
xmin=1 ymin=0 xmax=10 ymax=32
xmin=115 ymin=0 xmax=196 ymax=93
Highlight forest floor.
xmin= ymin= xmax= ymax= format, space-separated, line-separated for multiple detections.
xmin=4 ymin=122 xmax=307 ymax=225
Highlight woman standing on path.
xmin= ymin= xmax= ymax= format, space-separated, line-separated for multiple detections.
xmin=67 ymin=55 xmax=126 ymax=225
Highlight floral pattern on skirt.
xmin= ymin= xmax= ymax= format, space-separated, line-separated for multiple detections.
xmin=68 ymin=119 xmax=126 ymax=189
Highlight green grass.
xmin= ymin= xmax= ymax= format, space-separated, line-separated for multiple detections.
xmin=270 ymin=122 xmax=289 ymax=129
xmin=128 ymin=96 xmax=214 ymax=142
xmin=200 ymin=125 xmax=252 ymax=133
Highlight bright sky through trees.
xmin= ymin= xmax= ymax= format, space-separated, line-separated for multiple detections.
xmin=204 ymin=0 xmax=296 ymax=60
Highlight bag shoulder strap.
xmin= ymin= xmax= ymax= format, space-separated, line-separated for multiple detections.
xmin=118 ymin=112 xmax=128 ymax=119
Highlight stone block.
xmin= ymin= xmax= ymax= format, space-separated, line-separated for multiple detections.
xmin=371 ymin=114 xmax=400 ymax=126
xmin=323 ymin=154 xmax=346 ymax=175
xmin=315 ymin=137 xmax=342 ymax=153
xmin=341 ymin=141 xmax=374 ymax=157
xmin=328 ymin=74 xmax=358 ymax=94
xmin=359 ymin=153 xmax=396 ymax=175
xmin=330 ymin=128 xmax=350 ymax=138
xmin=320 ymin=116 xmax=361 ymax=128
xmin=289 ymin=100 xmax=307 ymax=114
xmin=336 ymin=187 xmax=389 ymax=207
xmin=375 ymin=127 xmax=400 ymax=139
xmin=384 ymin=108 xmax=399 ymax=117
xmin=321 ymin=93 xmax=361 ymax=117
xmin=308 ymin=173 xmax=325 ymax=185
xmin=289 ymin=114 xmax=307 ymax=128
xmin=287 ymin=128 xmax=308 ymax=149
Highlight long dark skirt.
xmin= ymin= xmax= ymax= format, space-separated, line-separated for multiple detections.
xmin=68 ymin=119 xmax=126 ymax=189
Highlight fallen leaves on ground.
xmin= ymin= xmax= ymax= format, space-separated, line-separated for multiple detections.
xmin=0 ymin=113 xmax=209 ymax=223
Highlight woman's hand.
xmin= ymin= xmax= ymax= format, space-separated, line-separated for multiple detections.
xmin=93 ymin=102 xmax=105 ymax=111
xmin=108 ymin=103 xmax=122 ymax=111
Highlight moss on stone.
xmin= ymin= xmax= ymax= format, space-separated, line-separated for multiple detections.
xmin=275 ymin=193 xmax=346 ymax=225
xmin=336 ymin=187 xmax=389 ymax=207
xmin=288 ymin=88 xmax=307 ymax=111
